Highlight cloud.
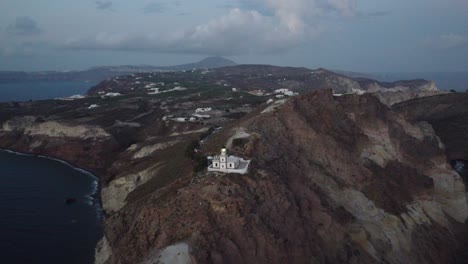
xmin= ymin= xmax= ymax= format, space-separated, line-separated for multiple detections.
xmin=63 ymin=0 xmax=359 ymax=55
xmin=6 ymin=17 xmax=41 ymax=36
xmin=64 ymin=8 xmax=308 ymax=55
xmin=95 ymin=1 xmax=113 ymax=11
xmin=426 ymin=34 xmax=468 ymax=49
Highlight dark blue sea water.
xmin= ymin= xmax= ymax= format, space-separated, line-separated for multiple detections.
xmin=453 ymin=160 xmax=468 ymax=190
xmin=0 ymin=81 xmax=95 ymax=102
xmin=0 ymin=150 xmax=102 ymax=264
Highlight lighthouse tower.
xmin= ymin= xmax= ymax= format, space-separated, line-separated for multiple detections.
xmin=218 ymin=148 xmax=227 ymax=169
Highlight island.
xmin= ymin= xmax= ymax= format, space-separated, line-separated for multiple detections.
xmin=0 ymin=64 xmax=467 ymax=264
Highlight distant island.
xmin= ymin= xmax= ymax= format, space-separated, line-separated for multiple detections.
xmin=0 ymin=56 xmax=237 ymax=83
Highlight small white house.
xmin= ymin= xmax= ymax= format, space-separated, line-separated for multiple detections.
xmin=208 ymin=148 xmax=251 ymax=174
xmin=103 ymin=92 xmax=122 ymax=97
xmin=88 ymin=104 xmax=99 ymax=109
xmin=57 ymin=94 xmax=86 ymax=101
xmin=274 ymin=89 xmax=297 ymax=97
xmin=274 ymin=88 xmax=290 ymax=94
xmin=195 ymin=107 xmax=212 ymax=113
xmin=192 ymin=114 xmax=210 ymax=119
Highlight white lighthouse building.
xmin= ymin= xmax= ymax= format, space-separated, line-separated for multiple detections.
xmin=208 ymin=148 xmax=250 ymax=174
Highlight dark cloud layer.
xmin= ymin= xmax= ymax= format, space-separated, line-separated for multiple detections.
xmin=6 ymin=17 xmax=41 ymax=36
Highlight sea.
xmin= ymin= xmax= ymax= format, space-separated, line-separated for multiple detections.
xmin=0 ymin=81 xmax=102 ymax=263
xmin=0 ymin=81 xmax=95 ymax=102
xmin=0 ymin=150 xmax=103 ymax=263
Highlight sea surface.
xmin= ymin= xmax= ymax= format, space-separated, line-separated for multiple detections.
xmin=453 ymin=160 xmax=468 ymax=187
xmin=0 ymin=81 xmax=96 ymax=102
xmin=0 ymin=150 xmax=102 ymax=264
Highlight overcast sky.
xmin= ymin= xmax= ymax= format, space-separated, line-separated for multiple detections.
xmin=0 ymin=0 xmax=467 ymax=72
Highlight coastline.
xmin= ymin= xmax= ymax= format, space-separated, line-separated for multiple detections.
xmin=0 ymin=148 xmax=104 ymax=218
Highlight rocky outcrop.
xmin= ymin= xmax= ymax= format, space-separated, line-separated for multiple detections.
xmin=0 ymin=116 xmax=118 ymax=175
xmin=1 ymin=83 xmax=466 ymax=264
xmin=355 ymin=78 xmax=438 ymax=92
xmin=373 ymin=91 xmax=443 ymax=106
xmin=393 ymin=92 xmax=468 ymax=160
xmin=95 ymin=236 xmax=112 ymax=264
xmin=1 ymin=116 xmax=111 ymax=140
xmin=101 ymin=163 xmax=162 ymax=213
xmin=97 ymin=90 xmax=467 ymax=264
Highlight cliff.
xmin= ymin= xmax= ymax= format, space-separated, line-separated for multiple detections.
xmin=392 ymin=92 xmax=468 ymax=161
xmin=0 ymin=85 xmax=465 ymax=263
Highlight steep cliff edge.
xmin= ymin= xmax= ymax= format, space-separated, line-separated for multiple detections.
xmin=97 ymin=90 xmax=467 ymax=264
xmin=0 ymin=115 xmax=119 ymax=176
xmin=392 ymin=93 xmax=468 ymax=161
xmin=1 ymin=88 xmax=466 ymax=264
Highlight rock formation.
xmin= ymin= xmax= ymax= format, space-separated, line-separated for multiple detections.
xmin=69 ymin=90 xmax=468 ymax=263
xmin=0 ymin=71 xmax=465 ymax=264
xmin=393 ymin=92 xmax=468 ymax=161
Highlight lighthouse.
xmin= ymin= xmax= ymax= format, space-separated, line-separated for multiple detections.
xmin=208 ymin=148 xmax=250 ymax=174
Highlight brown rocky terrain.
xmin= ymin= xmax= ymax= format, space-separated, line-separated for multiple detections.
xmin=0 ymin=69 xmax=466 ymax=264
xmin=94 ymin=89 xmax=468 ymax=264
xmin=393 ymin=93 xmax=468 ymax=161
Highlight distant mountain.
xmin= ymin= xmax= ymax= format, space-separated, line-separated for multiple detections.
xmin=334 ymin=70 xmax=468 ymax=92
xmin=0 ymin=57 xmax=237 ymax=83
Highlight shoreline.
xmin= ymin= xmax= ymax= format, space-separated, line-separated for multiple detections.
xmin=0 ymin=148 xmax=104 ymax=219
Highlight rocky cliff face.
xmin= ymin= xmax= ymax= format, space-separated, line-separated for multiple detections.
xmin=393 ymin=92 xmax=468 ymax=161
xmin=1 ymin=88 xmax=465 ymax=264
xmin=0 ymin=115 xmax=119 ymax=176
xmin=354 ymin=78 xmax=441 ymax=106
xmin=95 ymin=90 xmax=467 ymax=264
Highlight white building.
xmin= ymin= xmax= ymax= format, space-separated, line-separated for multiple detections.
xmin=88 ymin=104 xmax=99 ymax=109
xmin=195 ymin=107 xmax=212 ymax=113
xmin=192 ymin=114 xmax=210 ymax=119
xmin=208 ymin=148 xmax=251 ymax=174
xmin=274 ymin=88 xmax=290 ymax=94
xmin=274 ymin=88 xmax=297 ymax=97
xmin=103 ymin=92 xmax=122 ymax=97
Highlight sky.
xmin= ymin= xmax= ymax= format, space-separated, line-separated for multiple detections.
xmin=0 ymin=0 xmax=467 ymax=72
